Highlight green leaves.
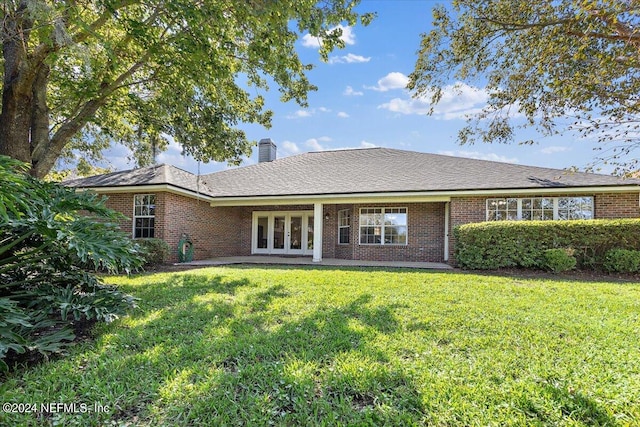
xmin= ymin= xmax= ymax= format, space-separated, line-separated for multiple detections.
xmin=454 ymin=218 xmax=640 ymax=269
xmin=1 ymin=0 xmax=373 ymax=176
xmin=410 ymin=0 xmax=640 ymax=173
xmin=0 ymin=156 xmax=140 ymax=370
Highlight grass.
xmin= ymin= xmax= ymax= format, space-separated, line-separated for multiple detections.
xmin=1 ymin=266 xmax=639 ymax=426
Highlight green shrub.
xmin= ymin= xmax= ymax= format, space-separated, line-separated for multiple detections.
xmin=603 ymin=249 xmax=640 ymax=273
xmin=136 ymin=238 xmax=170 ymax=266
xmin=454 ymin=219 xmax=640 ymax=270
xmin=543 ymin=248 xmax=577 ymax=273
xmin=0 ymin=156 xmax=142 ymax=371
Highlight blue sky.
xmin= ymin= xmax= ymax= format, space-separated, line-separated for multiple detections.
xmin=105 ymin=0 xmax=605 ymax=175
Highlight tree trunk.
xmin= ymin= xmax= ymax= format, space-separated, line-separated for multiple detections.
xmin=29 ymin=64 xmax=51 ymax=178
xmin=0 ymin=4 xmax=35 ymax=169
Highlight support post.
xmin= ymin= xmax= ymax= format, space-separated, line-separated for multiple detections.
xmin=444 ymin=202 xmax=450 ymax=262
xmin=313 ymin=203 xmax=323 ymax=262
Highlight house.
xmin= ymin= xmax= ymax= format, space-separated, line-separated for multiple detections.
xmin=64 ymin=139 xmax=640 ymax=264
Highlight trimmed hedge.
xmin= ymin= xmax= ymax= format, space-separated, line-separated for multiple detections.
xmin=454 ymin=219 xmax=640 ymax=270
xmin=543 ymin=249 xmax=577 ymax=273
xmin=603 ymin=249 xmax=640 ymax=273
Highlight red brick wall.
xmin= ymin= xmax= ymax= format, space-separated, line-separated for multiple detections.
xmin=448 ymin=192 xmax=640 ymax=261
xmin=329 ymin=202 xmax=446 ymax=263
xmin=161 ymin=193 xmax=219 ymax=262
xmin=100 ymin=191 xmax=639 ymax=264
xmin=215 ymin=203 xmax=446 ymax=262
xmin=595 ymin=192 xmax=640 ymax=218
xmin=102 ymin=193 xmax=135 ymax=232
xmin=100 ymin=191 xmax=218 ymax=262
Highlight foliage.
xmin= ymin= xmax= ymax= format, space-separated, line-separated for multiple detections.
xmin=0 ymin=156 xmax=141 ymax=370
xmin=136 ymin=238 xmax=170 ymax=266
xmin=0 ymin=1 xmax=374 ymax=177
xmin=454 ymin=219 xmax=640 ymax=270
xmin=1 ymin=266 xmax=639 ymax=425
xmin=543 ymin=248 xmax=577 ymax=273
xmin=603 ymin=249 xmax=640 ymax=273
xmin=409 ymin=1 xmax=640 ymax=173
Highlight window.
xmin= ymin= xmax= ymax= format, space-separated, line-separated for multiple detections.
xmin=486 ymin=197 xmax=593 ymax=221
xmin=133 ymin=194 xmax=155 ymax=238
xmin=522 ymin=197 xmax=554 ymax=220
xmin=558 ymin=197 xmax=593 ymax=220
xmin=338 ymin=209 xmax=351 ymax=244
xmin=487 ymin=198 xmax=518 ymax=221
xmin=359 ymin=207 xmax=407 ymax=245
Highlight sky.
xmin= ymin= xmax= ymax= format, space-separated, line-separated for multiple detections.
xmin=104 ymin=0 xmax=607 ymax=176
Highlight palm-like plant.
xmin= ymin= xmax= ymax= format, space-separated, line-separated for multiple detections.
xmin=0 ymin=156 xmax=142 ymax=371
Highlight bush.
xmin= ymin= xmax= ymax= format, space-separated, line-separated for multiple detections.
xmin=603 ymin=249 xmax=640 ymax=273
xmin=136 ymin=238 xmax=170 ymax=266
xmin=454 ymin=219 xmax=640 ymax=270
xmin=0 ymin=156 xmax=142 ymax=371
xmin=543 ymin=249 xmax=577 ymax=273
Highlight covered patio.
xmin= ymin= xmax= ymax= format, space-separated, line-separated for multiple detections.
xmin=179 ymin=256 xmax=453 ymax=270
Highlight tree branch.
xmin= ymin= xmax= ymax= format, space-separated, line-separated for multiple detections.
xmin=32 ymin=51 xmax=152 ymax=177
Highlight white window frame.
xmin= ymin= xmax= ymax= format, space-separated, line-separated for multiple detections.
xmin=133 ymin=194 xmax=156 ymax=238
xmin=359 ymin=207 xmax=408 ymax=246
xmin=338 ymin=209 xmax=351 ymax=245
xmin=486 ymin=197 xmax=594 ymax=221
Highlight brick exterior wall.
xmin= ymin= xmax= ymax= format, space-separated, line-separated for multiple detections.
xmin=332 ymin=203 xmax=446 ymax=262
xmin=100 ymin=190 xmax=639 ymax=265
xmin=594 ymin=192 xmax=640 ymax=218
xmin=448 ymin=192 xmax=640 ymax=261
xmin=101 ymin=191 xmax=218 ymax=262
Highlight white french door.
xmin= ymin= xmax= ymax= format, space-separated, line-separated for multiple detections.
xmin=252 ymin=211 xmax=314 ymax=255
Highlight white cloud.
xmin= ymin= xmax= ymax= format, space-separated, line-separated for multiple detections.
xmin=358 ymin=141 xmax=376 ymax=149
xmin=301 ymin=34 xmax=322 ymax=48
xmin=301 ymin=25 xmax=356 ymax=49
xmin=306 ymin=138 xmax=376 ymax=152
xmin=367 ymin=72 xmax=409 ymax=92
xmin=156 ymin=137 xmax=189 ymax=167
xmin=280 ymin=140 xmax=301 ymax=157
xmin=438 ymin=150 xmax=519 ymax=163
xmin=285 ymin=107 xmax=332 ymax=119
xmin=337 ymin=112 xmax=349 ymax=118
xmin=378 ymin=82 xmax=489 ymax=120
xmin=540 ymin=146 xmax=570 ymax=154
xmin=305 ymin=138 xmax=326 ymax=151
xmin=344 ymin=85 xmax=363 ymax=96
xmin=329 ymin=53 xmax=371 ymax=64
xmin=286 ymin=109 xmax=312 ymax=119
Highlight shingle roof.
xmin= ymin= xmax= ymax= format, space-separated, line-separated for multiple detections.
xmin=63 ymin=148 xmax=640 ymax=198
xmin=203 ymin=147 xmax=640 ymax=197
xmin=64 ymin=163 xmax=213 ymax=195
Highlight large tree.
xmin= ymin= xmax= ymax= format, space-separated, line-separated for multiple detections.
xmin=409 ymin=0 xmax=640 ymax=173
xmin=0 ymin=1 xmax=372 ymax=178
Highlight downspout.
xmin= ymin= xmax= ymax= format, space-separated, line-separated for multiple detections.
xmin=444 ymin=202 xmax=450 ymax=262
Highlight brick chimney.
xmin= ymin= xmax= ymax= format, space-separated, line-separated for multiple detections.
xmin=258 ymin=138 xmax=277 ymax=163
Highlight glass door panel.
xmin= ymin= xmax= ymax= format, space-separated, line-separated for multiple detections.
xmin=307 ymin=216 xmax=314 ymax=252
xmin=290 ymin=216 xmax=302 ymax=250
xmin=273 ymin=216 xmax=285 ymax=250
xmin=256 ymin=216 xmax=269 ymax=249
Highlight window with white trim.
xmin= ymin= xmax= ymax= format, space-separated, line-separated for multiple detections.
xmin=133 ymin=194 xmax=156 ymax=238
xmin=486 ymin=197 xmax=593 ymax=221
xmin=359 ymin=207 xmax=407 ymax=245
xmin=338 ymin=209 xmax=351 ymax=244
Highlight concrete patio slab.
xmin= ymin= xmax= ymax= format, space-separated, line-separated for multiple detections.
xmin=179 ymin=256 xmax=453 ymax=270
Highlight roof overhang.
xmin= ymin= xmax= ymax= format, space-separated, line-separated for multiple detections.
xmin=72 ymin=184 xmax=215 ymax=202
xmin=208 ymin=185 xmax=640 ymax=207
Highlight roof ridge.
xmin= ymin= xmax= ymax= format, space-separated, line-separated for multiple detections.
xmin=306 ymin=146 xmax=383 ymax=154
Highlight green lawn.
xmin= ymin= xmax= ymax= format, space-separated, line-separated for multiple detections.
xmin=1 ymin=266 xmax=639 ymax=426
